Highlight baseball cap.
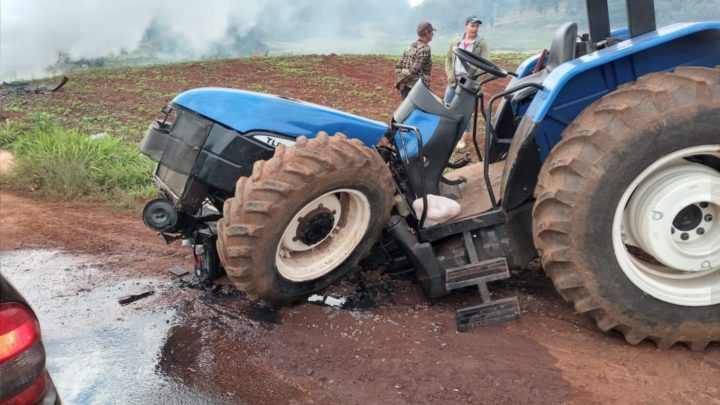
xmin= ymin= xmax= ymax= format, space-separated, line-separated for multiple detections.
xmin=416 ymin=21 xmax=437 ymax=34
xmin=466 ymin=16 xmax=482 ymax=25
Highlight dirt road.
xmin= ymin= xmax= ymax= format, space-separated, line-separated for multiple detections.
xmin=1 ymin=192 xmax=718 ymax=404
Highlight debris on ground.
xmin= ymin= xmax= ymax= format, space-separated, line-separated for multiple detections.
xmin=117 ymin=289 xmax=155 ymax=305
xmin=167 ymin=266 xmax=189 ymax=277
xmin=1 ymin=76 xmax=69 ymax=95
xmin=308 ymin=294 xmax=347 ymax=308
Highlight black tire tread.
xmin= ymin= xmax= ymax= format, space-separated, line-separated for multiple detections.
xmin=533 ymin=66 xmax=720 ymax=350
xmin=217 ymin=132 xmax=395 ymax=300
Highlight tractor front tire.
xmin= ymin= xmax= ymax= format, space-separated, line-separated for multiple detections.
xmin=533 ymin=67 xmax=720 ymax=349
xmin=217 ymin=132 xmax=394 ymax=303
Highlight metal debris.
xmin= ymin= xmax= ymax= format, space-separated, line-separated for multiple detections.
xmin=168 ymin=266 xmax=189 ymax=277
xmin=0 ymin=76 xmax=69 ymax=99
xmin=117 ymin=289 xmax=155 ymax=305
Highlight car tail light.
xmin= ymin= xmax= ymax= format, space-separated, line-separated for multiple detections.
xmin=0 ymin=302 xmax=47 ymax=405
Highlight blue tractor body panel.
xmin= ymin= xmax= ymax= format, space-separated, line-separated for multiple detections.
xmin=514 ymin=54 xmax=544 ymax=80
xmin=519 ymin=22 xmax=720 ymax=160
xmin=173 ymin=88 xmax=389 ymax=146
xmin=394 ymin=110 xmax=442 ymax=160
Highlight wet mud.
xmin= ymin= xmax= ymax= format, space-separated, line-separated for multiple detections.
xmin=1 ymin=192 xmax=719 ymax=404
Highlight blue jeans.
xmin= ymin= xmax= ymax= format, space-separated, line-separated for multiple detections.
xmin=443 ymin=84 xmax=457 ymax=106
xmin=444 ymin=84 xmax=471 ymax=131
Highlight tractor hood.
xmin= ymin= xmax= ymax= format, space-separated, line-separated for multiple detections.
xmin=172 ymin=88 xmax=388 ymax=146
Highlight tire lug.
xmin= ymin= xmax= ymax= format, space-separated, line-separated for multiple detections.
xmin=699 ymin=202 xmax=709 ymax=209
xmin=680 ymin=233 xmax=690 ymax=241
xmin=696 ymin=228 xmax=705 ymax=236
xmin=705 ymin=214 xmax=713 ymax=222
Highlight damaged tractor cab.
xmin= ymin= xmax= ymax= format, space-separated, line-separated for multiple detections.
xmin=141 ymin=0 xmax=720 ymax=349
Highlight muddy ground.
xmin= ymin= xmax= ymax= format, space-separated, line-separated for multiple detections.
xmin=1 ymin=192 xmax=719 ymax=404
xmin=2 ymin=54 xmax=719 ymax=404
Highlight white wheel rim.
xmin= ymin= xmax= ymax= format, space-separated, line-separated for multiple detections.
xmin=275 ymin=189 xmax=371 ymax=282
xmin=613 ymin=145 xmax=720 ymax=306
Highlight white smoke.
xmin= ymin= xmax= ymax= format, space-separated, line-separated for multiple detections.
xmin=0 ymin=0 xmax=267 ymax=81
xmin=0 ymin=0 xmax=418 ymax=81
xmin=5 ymin=0 xmax=716 ymax=82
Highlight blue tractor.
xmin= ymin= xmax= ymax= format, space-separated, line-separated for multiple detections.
xmin=140 ymin=0 xmax=720 ymax=349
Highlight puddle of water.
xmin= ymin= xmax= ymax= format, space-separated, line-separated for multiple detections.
xmin=0 ymin=250 xmax=226 ymax=405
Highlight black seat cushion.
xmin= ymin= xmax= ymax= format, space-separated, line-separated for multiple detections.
xmin=509 ymin=22 xmax=578 ymax=104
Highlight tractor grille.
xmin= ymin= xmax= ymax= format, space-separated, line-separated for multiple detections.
xmin=140 ymin=106 xmax=215 ymax=213
xmin=155 ymin=164 xmax=189 ymax=198
xmin=154 ymin=163 xmax=207 ymax=213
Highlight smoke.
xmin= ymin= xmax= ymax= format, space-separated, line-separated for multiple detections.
xmin=0 ymin=0 xmax=267 ymax=81
xmin=0 ymin=0 xmax=419 ymax=81
xmin=2 ymin=0 xmax=719 ymax=81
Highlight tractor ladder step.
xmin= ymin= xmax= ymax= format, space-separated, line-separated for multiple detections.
xmin=446 ymin=232 xmax=520 ymax=331
xmin=445 ymin=257 xmax=511 ymax=290
xmin=456 ymin=297 xmax=520 ymax=332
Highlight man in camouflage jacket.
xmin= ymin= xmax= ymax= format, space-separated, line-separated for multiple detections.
xmin=395 ymin=21 xmax=436 ymax=99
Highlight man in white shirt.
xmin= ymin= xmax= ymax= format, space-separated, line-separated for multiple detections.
xmin=443 ymin=16 xmax=490 ymax=147
xmin=444 ymin=15 xmax=490 ymax=106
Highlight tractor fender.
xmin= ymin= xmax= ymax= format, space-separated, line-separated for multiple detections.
xmin=528 ymin=22 xmax=720 ymax=160
xmin=500 ymin=21 xmax=720 ymax=210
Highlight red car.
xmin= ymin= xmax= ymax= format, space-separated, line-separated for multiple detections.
xmin=1 ymin=274 xmax=60 ymax=405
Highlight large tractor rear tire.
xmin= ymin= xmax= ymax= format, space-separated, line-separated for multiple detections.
xmin=533 ymin=67 xmax=720 ymax=349
xmin=217 ymin=132 xmax=394 ymax=303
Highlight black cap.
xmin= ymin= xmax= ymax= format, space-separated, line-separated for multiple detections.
xmin=466 ymin=16 xmax=482 ymax=25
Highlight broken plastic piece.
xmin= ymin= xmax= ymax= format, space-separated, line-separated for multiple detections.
xmin=307 ymin=294 xmax=347 ymax=308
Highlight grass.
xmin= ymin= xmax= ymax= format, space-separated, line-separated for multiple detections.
xmin=0 ymin=121 xmax=22 ymax=148
xmin=1 ymin=116 xmax=156 ymax=207
xmin=0 ymin=53 xmax=529 ymax=206
xmin=260 ymin=55 xmax=325 ymax=76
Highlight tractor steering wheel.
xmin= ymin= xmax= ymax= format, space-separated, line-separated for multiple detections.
xmin=453 ymin=47 xmax=508 ymax=78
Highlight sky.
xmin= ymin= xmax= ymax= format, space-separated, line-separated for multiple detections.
xmin=2 ymin=0 xmax=718 ymax=81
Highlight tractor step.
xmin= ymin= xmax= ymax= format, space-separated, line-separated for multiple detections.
xmin=448 ymin=232 xmax=520 ymax=332
xmin=456 ymin=297 xmax=520 ymax=331
xmin=445 ymin=257 xmax=510 ymax=291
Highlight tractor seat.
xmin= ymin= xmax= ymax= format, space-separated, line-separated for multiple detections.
xmin=508 ymin=22 xmax=578 ymax=104
xmin=395 ymin=80 xmax=462 ymax=123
